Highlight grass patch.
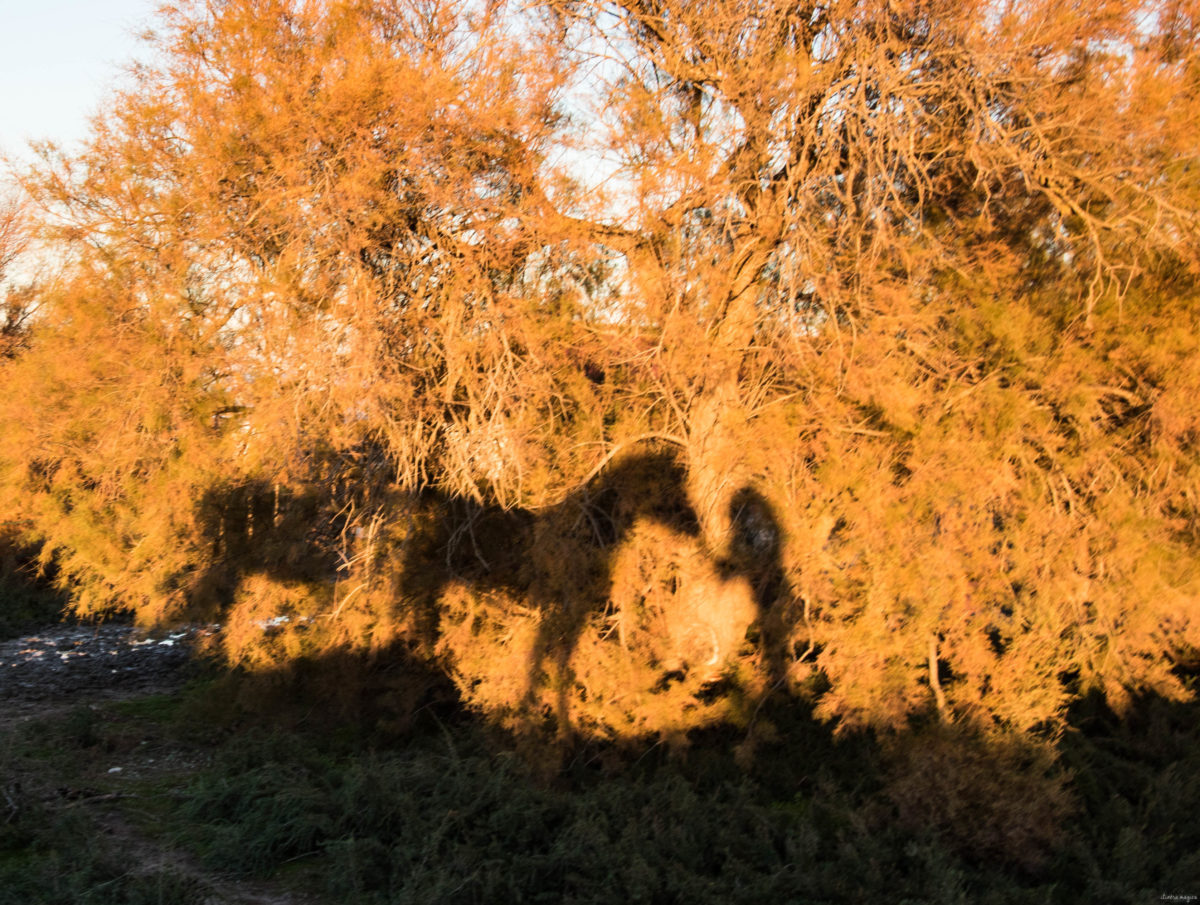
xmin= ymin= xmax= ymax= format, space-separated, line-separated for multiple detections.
xmin=0 ymin=717 xmax=206 ymax=905
xmin=0 ymin=818 xmax=204 ymax=905
xmin=2 ymin=663 xmax=1199 ymax=904
xmin=108 ymin=692 xmax=187 ymax=724
xmin=157 ymin=688 xmax=1200 ymax=904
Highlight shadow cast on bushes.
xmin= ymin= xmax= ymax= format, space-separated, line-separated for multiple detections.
xmin=182 ymin=644 xmax=1200 ymax=890
xmin=400 ymin=450 xmax=796 ymax=743
xmin=189 ymin=479 xmax=341 ymax=613
xmin=186 ymin=449 xmax=797 ymax=745
xmin=0 ymin=527 xmax=70 ymax=640
xmin=170 ymin=459 xmax=1200 ymax=886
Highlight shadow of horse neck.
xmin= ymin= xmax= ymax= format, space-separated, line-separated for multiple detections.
xmin=424 ymin=451 xmax=700 ymax=588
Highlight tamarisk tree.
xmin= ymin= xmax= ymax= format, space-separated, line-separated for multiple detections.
xmin=1 ymin=0 xmax=1197 ymax=740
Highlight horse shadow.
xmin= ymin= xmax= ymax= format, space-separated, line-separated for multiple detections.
xmin=400 ymin=450 xmax=794 ymax=737
xmin=186 ymin=450 xmax=794 ymax=739
xmin=188 ymin=479 xmax=337 ymax=618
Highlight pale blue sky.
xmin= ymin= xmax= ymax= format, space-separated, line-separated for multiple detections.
xmin=1 ymin=0 xmax=158 ymax=160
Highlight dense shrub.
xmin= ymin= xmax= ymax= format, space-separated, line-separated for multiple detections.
xmin=2 ymin=0 xmax=1198 ymax=746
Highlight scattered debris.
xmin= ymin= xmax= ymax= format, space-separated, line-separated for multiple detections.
xmin=0 ymin=623 xmax=210 ymax=702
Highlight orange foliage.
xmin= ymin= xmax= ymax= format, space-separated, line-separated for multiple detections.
xmin=0 ymin=0 xmax=1198 ymax=744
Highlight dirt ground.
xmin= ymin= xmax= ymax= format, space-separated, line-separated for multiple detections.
xmin=0 ymin=622 xmax=319 ymax=905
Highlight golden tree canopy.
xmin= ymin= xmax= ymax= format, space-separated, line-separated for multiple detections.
xmin=2 ymin=0 xmax=1198 ymax=739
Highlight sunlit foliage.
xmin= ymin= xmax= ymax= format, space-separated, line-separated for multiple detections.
xmin=1 ymin=0 xmax=1198 ymax=743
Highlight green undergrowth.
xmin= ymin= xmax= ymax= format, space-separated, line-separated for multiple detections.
xmin=166 ymin=668 xmax=1200 ymax=904
xmin=0 ymin=699 xmax=207 ymax=905
xmin=2 ymin=668 xmax=1198 ymax=904
xmin=0 ymin=826 xmax=203 ymax=905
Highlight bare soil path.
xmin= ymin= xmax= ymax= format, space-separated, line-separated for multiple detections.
xmin=0 ymin=622 xmax=320 ymax=905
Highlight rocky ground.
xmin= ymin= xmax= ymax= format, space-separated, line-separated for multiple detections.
xmin=0 ymin=622 xmax=206 ymax=703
